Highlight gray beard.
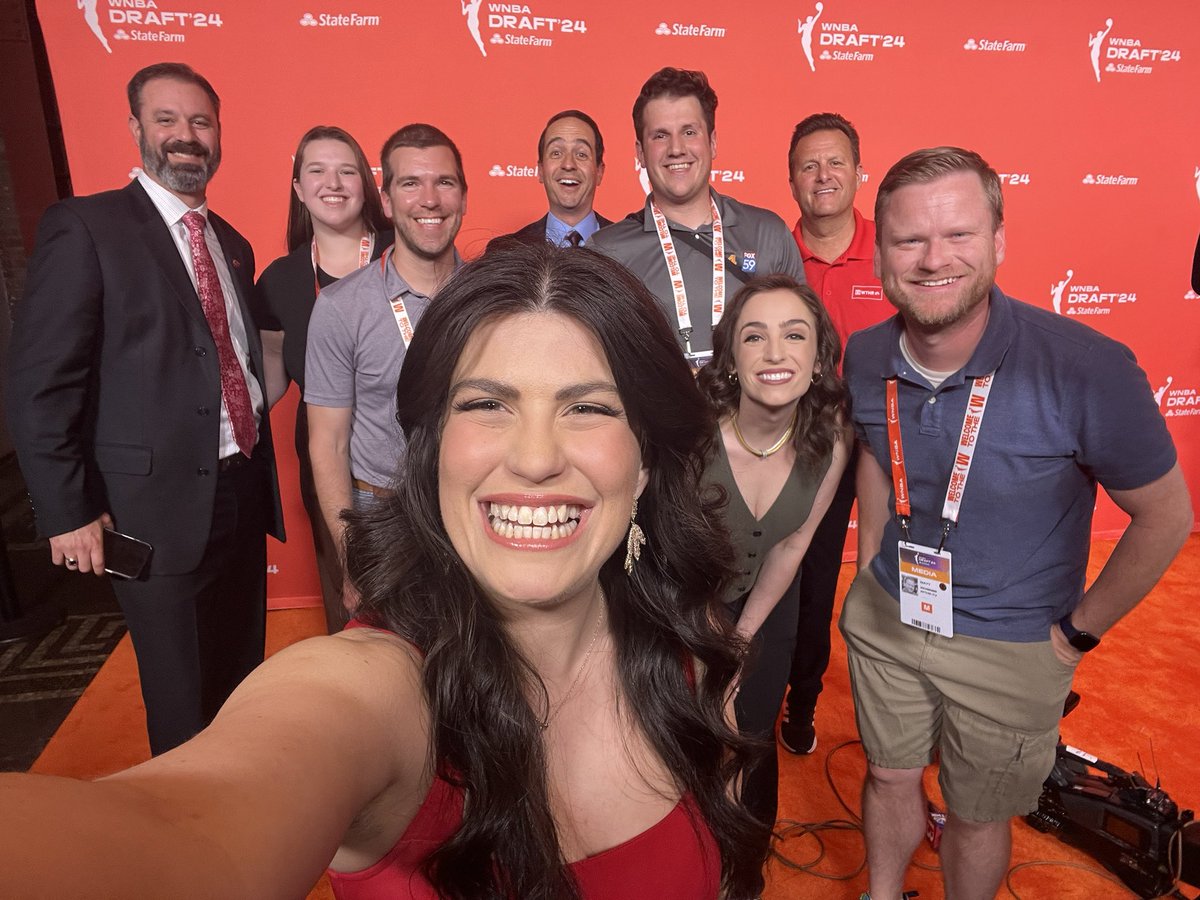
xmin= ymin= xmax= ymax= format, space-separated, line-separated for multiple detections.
xmin=140 ymin=136 xmax=220 ymax=195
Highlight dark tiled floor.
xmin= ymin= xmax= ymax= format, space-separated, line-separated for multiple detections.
xmin=0 ymin=455 xmax=123 ymax=771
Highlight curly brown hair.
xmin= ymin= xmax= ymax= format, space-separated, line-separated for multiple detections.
xmin=696 ymin=274 xmax=847 ymax=473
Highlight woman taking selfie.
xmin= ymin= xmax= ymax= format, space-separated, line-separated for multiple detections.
xmin=697 ymin=274 xmax=849 ymax=837
xmin=255 ymin=125 xmax=391 ymax=632
xmin=3 ymin=244 xmax=765 ymax=899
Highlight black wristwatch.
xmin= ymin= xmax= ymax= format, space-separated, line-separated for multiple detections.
xmin=1058 ymin=614 xmax=1101 ymax=652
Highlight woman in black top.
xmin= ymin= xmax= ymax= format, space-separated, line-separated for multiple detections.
xmin=255 ymin=126 xmax=391 ymax=632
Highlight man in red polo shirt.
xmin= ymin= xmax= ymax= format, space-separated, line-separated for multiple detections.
xmin=779 ymin=113 xmax=890 ymax=755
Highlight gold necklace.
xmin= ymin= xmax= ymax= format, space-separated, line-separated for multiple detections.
xmin=731 ymin=409 xmax=798 ymax=459
xmin=540 ymin=597 xmax=606 ymax=729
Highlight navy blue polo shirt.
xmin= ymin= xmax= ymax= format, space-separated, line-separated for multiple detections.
xmin=846 ymin=287 xmax=1176 ymax=642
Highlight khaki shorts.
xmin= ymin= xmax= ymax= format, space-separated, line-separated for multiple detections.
xmin=839 ymin=567 xmax=1077 ymax=822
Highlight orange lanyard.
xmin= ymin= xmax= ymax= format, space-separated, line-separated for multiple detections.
xmin=311 ymin=232 xmax=374 ymax=295
xmin=885 ymin=372 xmax=995 ymax=549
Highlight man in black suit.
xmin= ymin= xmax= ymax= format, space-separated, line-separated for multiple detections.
xmin=489 ymin=109 xmax=610 ymax=249
xmin=6 ymin=62 xmax=284 ymax=756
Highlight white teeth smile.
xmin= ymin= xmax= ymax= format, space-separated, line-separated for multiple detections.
xmin=415 ymin=217 xmax=444 ymax=225
xmin=667 ymin=163 xmax=690 ymax=171
xmin=919 ymin=277 xmax=959 ymax=287
xmin=487 ymin=503 xmax=582 ymax=540
xmin=758 ymin=371 xmax=794 ymax=383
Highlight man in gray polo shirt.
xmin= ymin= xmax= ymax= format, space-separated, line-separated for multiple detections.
xmin=591 ymin=67 xmax=804 ymax=369
xmin=305 ymin=123 xmax=465 ymax=607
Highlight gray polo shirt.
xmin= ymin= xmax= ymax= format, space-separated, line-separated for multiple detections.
xmin=305 ymin=252 xmax=453 ymax=489
xmin=591 ymin=190 xmax=805 ymax=355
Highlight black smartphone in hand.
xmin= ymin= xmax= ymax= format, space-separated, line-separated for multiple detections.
xmin=102 ymin=528 xmax=153 ymax=580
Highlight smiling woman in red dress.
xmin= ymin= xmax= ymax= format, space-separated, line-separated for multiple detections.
xmin=1 ymin=244 xmax=767 ymax=899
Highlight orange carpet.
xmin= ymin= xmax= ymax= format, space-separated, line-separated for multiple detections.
xmin=30 ymin=536 xmax=1200 ymax=899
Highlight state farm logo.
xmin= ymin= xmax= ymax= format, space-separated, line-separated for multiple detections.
xmin=1155 ymin=377 xmax=1200 ymax=418
xmin=655 ymin=21 xmax=727 ymax=38
xmin=1049 ymin=268 xmax=1137 ymax=317
xmin=79 ymin=0 xmax=225 ymax=49
xmin=488 ymin=163 xmax=538 ymax=177
xmin=797 ymin=2 xmax=907 ymax=72
xmin=963 ymin=37 xmax=1027 ymax=53
xmin=460 ymin=1 xmax=587 ymax=56
xmin=299 ymin=11 xmax=381 ymax=27
xmin=1089 ymin=17 xmax=1182 ymax=81
xmin=1081 ymin=173 xmax=1138 ymax=186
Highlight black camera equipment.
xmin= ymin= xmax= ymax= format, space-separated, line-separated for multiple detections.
xmin=1027 ymin=740 xmax=1199 ymax=898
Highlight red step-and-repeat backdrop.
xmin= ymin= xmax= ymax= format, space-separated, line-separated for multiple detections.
xmin=32 ymin=0 xmax=1200 ymax=606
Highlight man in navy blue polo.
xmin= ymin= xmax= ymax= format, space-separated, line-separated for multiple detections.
xmin=840 ymin=146 xmax=1191 ymax=900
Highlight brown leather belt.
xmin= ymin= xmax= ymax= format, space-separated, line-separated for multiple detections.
xmin=352 ymin=478 xmax=392 ymax=496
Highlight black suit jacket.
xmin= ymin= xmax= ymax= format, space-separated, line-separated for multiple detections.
xmin=7 ymin=180 xmax=285 ymax=575
xmin=487 ymin=212 xmax=613 ymax=252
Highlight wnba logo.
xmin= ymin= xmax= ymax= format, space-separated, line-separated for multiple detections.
xmin=1050 ymin=269 xmax=1072 ymax=316
xmin=463 ymin=1 xmax=589 ymax=55
xmin=1089 ymin=17 xmax=1182 ymax=80
xmin=78 ymin=0 xmax=112 ymax=52
xmin=1051 ymin=268 xmax=1138 ymax=317
xmin=1156 ymin=378 xmax=1200 ymax=418
xmin=461 ymin=0 xmax=487 ymax=56
xmin=1087 ymin=17 xmax=1113 ymax=81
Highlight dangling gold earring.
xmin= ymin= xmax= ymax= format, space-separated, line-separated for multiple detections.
xmin=624 ymin=497 xmax=647 ymax=575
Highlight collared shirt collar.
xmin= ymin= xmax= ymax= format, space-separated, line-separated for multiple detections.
xmin=639 ymin=188 xmax=737 ymax=232
xmin=546 ymin=210 xmax=601 ymax=246
xmin=885 ymin=286 xmax=1016 ymax=386
xmin=793 ymin=207 xmax=873 ymax=264
xmin=382 ymin=246 xmax=464 ymax=298
xmin=137 ymin=170 xmax=207 ymax=227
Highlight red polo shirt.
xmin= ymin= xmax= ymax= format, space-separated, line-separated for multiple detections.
xmin=793 ymin=208 xmax=889 ymax=347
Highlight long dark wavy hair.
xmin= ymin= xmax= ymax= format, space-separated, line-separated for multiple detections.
xmin=696 ymin=274 xmax=847 ymax=473
xmin=345 ymin=242 xmax=765 ymax=898
xmin=285 ymin=125 xmax=389 ymax=252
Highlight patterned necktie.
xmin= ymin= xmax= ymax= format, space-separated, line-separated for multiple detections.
xmin=564 ymin=230 xmax=583 ymax=248
xmin=182 ymin=211 xmax=256 ymax=457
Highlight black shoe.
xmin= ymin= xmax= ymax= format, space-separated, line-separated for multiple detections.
xmin=778 ymin=710 xmax=817 ymax=755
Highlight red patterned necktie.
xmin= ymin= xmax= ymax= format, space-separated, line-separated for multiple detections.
xmin=182 ymin=211 xmax=256 ymax=458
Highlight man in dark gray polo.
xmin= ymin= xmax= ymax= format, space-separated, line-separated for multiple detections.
xmin=591 ymin=67 xmax=804 ymax=369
